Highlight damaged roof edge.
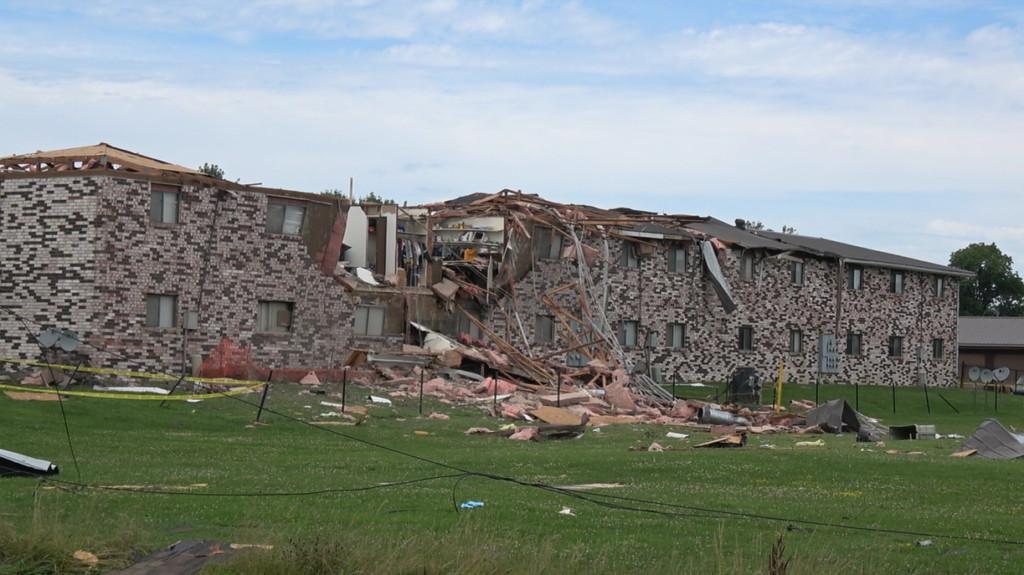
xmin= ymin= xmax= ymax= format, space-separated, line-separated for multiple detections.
xmin=840 ymin=257 xmax=975 ymax=278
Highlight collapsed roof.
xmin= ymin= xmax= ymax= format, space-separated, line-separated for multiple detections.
xmin=421 ymin=190 xmax=971 ymax=278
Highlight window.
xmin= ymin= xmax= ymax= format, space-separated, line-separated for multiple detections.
xmin=458 ymin=312 xmax=482 ymax=340
xmin=266 ymin=201 xmax=306 ymax=236
xmin=738 ymin=326 xmax=753 ymax=351
xmin=935 ymin=276 xmax=945 ymax=297
xmin=740 ymin=252 xmax=755 ymax=280
xmin=890 ymin=270 xmax=904 ymax=294
xmin=538 ymin=227 xmax=563 ymax=260
xmin=535 ymin=314 xmax=555 ymax=344
xmin=258 ymin=301 xmax=295 ymax=333
xmin=668 ymin=247 xmax=687 ymax=273
xmin=149 ymin=185 xmax=179 ymax=224
xmin=618 ymin=320 xmax=639 ymax=347
xmin=666 ymin=323 xmax=685 ymax=349
xmin=933 ymin=338 xmax=944 ymax=359
xmin=620 ymin=242 xmax=639 ymax=268
xmin=353 ymin=305 xmax=384 ymax=336
xmin=888 ymin=336 xmax=903 ymax=357
xmin=145 ymin=294 xmax=177 ymax=328
xmin=847 ymin=266 xmax=863 ymax=290
xmin=846 ymin=333 xmax=862 ymax=356
xmin=790 ymin=329 xmax=803 ymax=353
xmin=791 ymin=261 xmax=804 ymax=285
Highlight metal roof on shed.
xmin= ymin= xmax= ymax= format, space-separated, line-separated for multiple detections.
xmin=959 ymin=316 xmax=1024 ymax=349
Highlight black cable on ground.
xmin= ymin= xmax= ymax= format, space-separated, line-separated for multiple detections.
xmin=11 ymin=312 xmax=82 ymax=482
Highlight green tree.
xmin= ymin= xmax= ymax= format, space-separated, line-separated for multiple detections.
xmin=950 ymin=242 xmax=1024 ymax=316
xmin=198 ymin=163 xmax=225 ymax=179
xmin=359 ymin=191 xmax=395 ymax=205
xmin=320 ymin=189 xmax=345 ymax=197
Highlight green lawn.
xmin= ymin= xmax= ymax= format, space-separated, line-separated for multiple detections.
xmin=2 ymin=378 xmax=1024 ymax=574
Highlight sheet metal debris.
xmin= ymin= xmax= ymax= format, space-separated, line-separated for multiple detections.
xmin=0 ymin=446 xmax=58 ymax=477
xmin=955 ymin=419 xmax=1024 ymax=459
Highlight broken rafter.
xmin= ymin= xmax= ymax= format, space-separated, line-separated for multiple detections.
xmin=455 ymin=303 xmax=556 ymax=384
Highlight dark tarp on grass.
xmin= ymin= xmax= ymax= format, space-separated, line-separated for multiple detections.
xmin=955 ymin=419 xmax=1024 ymax=460
xmin=0 ymin=447 xmax=58 ymax=477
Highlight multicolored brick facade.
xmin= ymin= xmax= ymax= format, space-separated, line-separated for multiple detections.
xmin=491 ymin=232 xmax=960 ymax=386
xmin=1 ymin=174 xmax=360 ymax=374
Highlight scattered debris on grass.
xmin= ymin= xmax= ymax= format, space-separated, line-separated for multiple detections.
xmin=106 ymin=539 xmax=269 ymax=575
xmin=73 ymin=550 xmax=99 ymax=566
xmin=954 ymin=419 xmax=1024 ymax=459
xmin=0 ymin=446 xmax=59 ymax=477
xmin=3 ymin=390 xmax=62 ymax=401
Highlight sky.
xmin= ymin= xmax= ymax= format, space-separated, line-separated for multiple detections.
xmin=1 ymin=0 xmax=1023 ymax=271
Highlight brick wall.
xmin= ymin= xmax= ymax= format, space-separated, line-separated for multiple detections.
xmin=2 ymin=175 xmax=361 ymax=375
xmin=501 ymin=231 xmax=958 ymax=386
xmin=0 ymin=177 xmax=102 ymax=367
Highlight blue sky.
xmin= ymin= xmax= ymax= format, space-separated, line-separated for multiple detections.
xmin=2 ymin=0 xmax=1023 ymax=270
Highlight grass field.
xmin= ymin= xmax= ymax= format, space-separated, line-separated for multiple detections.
xmin=2 ymin=376 xmax=1024 ymax=574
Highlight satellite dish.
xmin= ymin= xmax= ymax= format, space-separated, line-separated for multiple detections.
xmin=59 ymin=330 xmax=79 ymax=352
xmin=994 ymin=367 xmax=1011 ymax=382
xmin=631 ymin=361 xmax=648 ymax=375
xmin=36 ymin=328 xmax=61 ymax=349
xmin=968 ymin=366 xmax=981 ymax=382
xmin=1016 ymin=376 xmax=1024 ymax=385
xmin=981 ymin=369 xmax=994 ymax=384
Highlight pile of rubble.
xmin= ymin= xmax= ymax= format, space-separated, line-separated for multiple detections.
xmin=351 ymin=356 xmax=883 ymax=440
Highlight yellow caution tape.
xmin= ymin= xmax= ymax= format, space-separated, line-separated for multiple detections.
xmin=0 ymin=382 xmax=263 ymax=400
xmin=0 ymin=357 xmax=268 ymax=400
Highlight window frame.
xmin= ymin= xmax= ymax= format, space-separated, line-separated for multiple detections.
xmin=538 ymin=227 xmax=564 ymax=260
xmin=790 ymin=261 xmax=804 ymax=285
xmin=149 ymin=184 xmax=180 ymax=225
xmin=847 ymin=266 xmax=863 ymax=290
xmin=932 ymin=338 xmax=944 ymax=359
xmin=888 ymin=335 xmax=903 ymax=358
xmin=846 ymin=333 xmax=862 ymax=356
xmin=265 ymin=199 xmax=307 ymax=236
xmin=618 ymin=320 xmax=639 ymax=347
xmin=258 ymin=300 xmax=295 ymax=334
xmin=458 ymin=311 xmax=482 ymax=340
xmin=789 ymin=329 xmax=803 ymax=354
xmin=935 ymin=276 xmax=945 ymax=298
xmin=890 ymin=270 xmax=905 ymax=294
xmin=666 ymin=323 xmax=685 ymax=349
xmin=620 ymin=242 xmax=639 ymax=268
xmin=738 ymin=326 xmax=753 ymax=351
xmin=353 ymin=304 xmax=385 ymax=337
xmin=667 ymin=246 xmax=687 ymax=273
xmin=145 ymin=293 xmax=177 ymax=328
xmin=740 ymin=252 xmax=755 ymax=280
xmin=535 ymin=314 xmax=556 ymax=344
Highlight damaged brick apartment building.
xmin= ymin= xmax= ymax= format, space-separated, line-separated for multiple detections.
xmin=1 ymin=144 xmax=972 ymax=388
